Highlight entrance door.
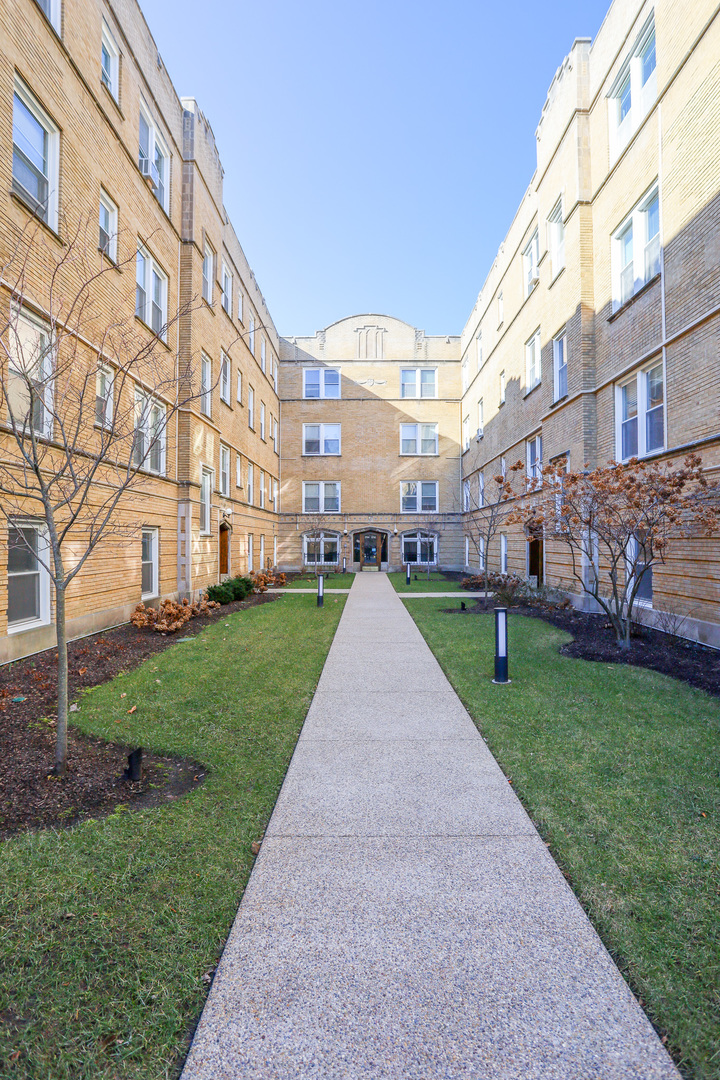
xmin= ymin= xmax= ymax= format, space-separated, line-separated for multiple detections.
xmin=219 ymin=525 xmax=230 ymax=576
xmin=363 ymin=531 xmax=378 ymax=568
xmin=354 ymin=530 xmax=387 ymax=569
xmin=528 ymin=537 xmax=543 ymax=585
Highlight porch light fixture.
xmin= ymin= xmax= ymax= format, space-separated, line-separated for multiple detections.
xmin=492 ymin=607 xmax=510 ymax=684
xmin=317 ymin=573 xmax=324 ymax=608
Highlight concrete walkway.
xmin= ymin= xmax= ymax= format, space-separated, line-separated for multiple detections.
xmin=182 ymin=573 xmax=679 ymax=1080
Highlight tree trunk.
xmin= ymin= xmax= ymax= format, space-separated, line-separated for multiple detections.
xmin=54 ymin=584 xmax=68 ymax=776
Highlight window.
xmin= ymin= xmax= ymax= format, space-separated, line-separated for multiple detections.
xmin=462 ymin=415 xmax=470 ymax=452
xmin=616 ymin=361 xmax=664 ymax=460
xmin=101 ymin=20 xmax=120 ymax=100
xmin=304 ymin=532 xmax=339 ymax=565
xmin=219 ymin=353 xmax=230 ymax=404
xmin=303 ymin=423 xmax=340 ymax=455
xmin=260 ymin=402 xmax=266 ymax=440
xmin=613 ymin=185 xmax=661 ymax=310
xmin=247 ymin=462 xmax=254 ymax=505
xmin=478 ymin=398 xmax=484 ymax=438
xmin=35 ymin=0 xmax=61 ymax=31
xmin=138 ymin=103 xmax=169 ymax=212
xmin=141 ymin=527 xmax=158 ymax=598
xmin=6 ymin=310 xmax=53 ymax=438
xmin=499 ymin=370 xmax=506 ymax=405
xmin=135 ymin=246 xmax=167 ymax=339
xmin=402 ymin=531 xmax=437 ymax=565
xmin=260 ymin=337 xmax=266 ymax=374
xmin=200 ymin=467 xmax=213 ymax=533
xmin=478 ymin=535 xmax=486 ymax=570
xmin=498 ymin=291 xmax=504 ymax=327
xmin=200 ymin=354 xmax=212 ymax=417
xmin=400 ymin=481 xmax=438 ymax=513
xmin=465 ymin=536 xmax=469 ymax=566
xmin=400 ymin=423 xmax=438 ymax=455
xmin=95 ymin=364 xmax=114 ymax=428
xmin=500 ymin=534 xmax=508 ymax=574
xmin=608 ymin=17 xmax=657 ymax=158
xmin=476 ymin=331 xmax=483 ymax=371
xmin=236 ymin=455 xmax=242 ymax=488
xmin=99 ymin=190 xmax=118 ymax=261
xmin=133 ymin=392 xmax=166 ymax=474
xmin=202 ymin=241 xmax=214 ymax=303
xmin=478 ymin=472 xmax=485 ymax=507
xmin=247 ymin=533 xmax=253 ymax=572
xmin=501 ymin=457 xmax=506 ymax=481
xmin=237 ymin=291 xmax=243 ymax=324
xmin=400 ymin=368 xmax=436 ymax=398
xmin=7 ymin=523 xmax=50 ymax=631
xmin=12 ymin=79 xmax=59 ymax=230
xmin=462 ymin=357 xmax=470 ymax=393
xmin=273 ymin=417 xmax=278 ymax=454
xmin=303 ymin=367 xmax=340 ymax=399
xmin=248 ymin=386 xmax=254 ymax=429
xmin=273 ymin=359 xmax=278 ymax=391
xmin=547 ymin=199 xmax=565 ymax=278
xmin=628 ymin=533 xmax=653 ymax=604
xmin=553 ymin=331 xmax=568 ymax=402
xmin=523 ymin=230 xmax=540 ymax=296
xmin=221 ymin=262 xmax=232 ymax=315
xmin=248 ymin=316 xmax=255 ymax=356
xmin=527 ymin=434 xmax=542 ymax=483
xmin=260 ymin=535 xmax=265 ymax=569
xmin=273 ymin=479 xmax=278 ymax=513
xmin=219 ymin=445 xmax=230 ymax=496
xmin=259 ymin=470 xmax=265 ymax=508
xmin=302 ymin=482 xmax=340 ymax=513
xmin=236 ymin=369 xmax=242 ymax=404
xmin=463 ymin=480 xmax=471 ymax=512
xmin=525 ymin=329 xmax=541 ymax=392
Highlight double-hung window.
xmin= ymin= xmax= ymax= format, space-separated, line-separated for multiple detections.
xmin=463 ymin=480 xmax=471 ymax=512
xmin=7 ymin=522 xmax=51 ymax=631
xmin=613 ymin=185 xmax=660 ymax=310
xmin=303 ymin=481 xmax=340 ymax=513
xmin=259 ymin=470 xmax=265 ymax=508
xmin=7 ymin=310 xmax=53 ymax=439
xmin=553 ymin=331 xmax=567 ymax=402
xmin=273 ymin=479 xmax=278 ymax=512
xmin=95 ymin=364 xmax=114 ymax=428
xmin=478 ymin=472 xmax=485 ymax=507
xmin=400 ymin=423 xmax=438 ymax=455
xmin=248 ymin=386 xmax=255 ymax=429
xmin=499 ymin=370 xmax=506 ymax=404
xmin=462 ymin=357 xmax=469 ymax=393
xmin=303 ymin=367 xmax=340 ymax=398
xmin=304 ymin=532 xmax=339 ymax=566
xmin=219 ymin=445 xmax=230 ymax=497
xmin=462 ymin=415 xmax=470 ymax=452
xmin=138 ymin=103 xmax=169 ymax=212
xmin=220 ymin=353 xmax=230 ymax=405
xmin=476 ymin=331 xmax=483 ymax=370
xmin=236 ymin=369 xmax=242 ymax=404
xmin=477 ymin=398 xmax=484 ymax=438
xmin=12 ymin=79 xmax=59 ymax=230
xmin=248 ymin=317 xmax=255 ymax=356
xmin=527 ymin=434 xmax=542 ymax=484
xmin=247 ymin=462 xmax=254 ymax=505
xmin=135 ymin=246 xmax=167 ymax=338
xmin=500 ymin=534 xmax=508 ymax=574
xmin=608 ymin=17 xmax=656 ymax=159
xmin=616 ymin=361 xmax=664 ymax=460
xmin=627 ymin=532 xmax=653 ymax=604
xmin=273 ymin=360 xmax=278 ymax=391
xmin=401 ymin=481 xmax=438 ymax=513
xmin=260 ymin=338 xmax=266 ymax=374
xmin=401 ymin=368 xmax=436 ymax=398
xmin=547 ymin=199 xmax=565 ymax=278
xmin=403 ymin=531 xmax=437 ymax=564
xmin=303 ymin=423 xmax=340 ymax=455
xmin=99 ymin=190 xmax=118 ymax=261
xmin=525 ymin=329 xmax=541 ymax=392
xmin=101 ymin=20 xmax=120 ymax=101
xmin=523 ymin=230 xmax=540 ymax=296
xmin=260 ymin=402 xmax=266 ymax=440
xmin=221 ymin=262 xmax=232 ymax=315
xmin=199 ymin=467 xmax=213 ymax=533
xmin=273 ymin=417 xmax=278 ymax=454
xmin=141 ymin=527 xmax=159 ymax=598
xmin=35 ymin=0 xmax=61 ymax=31
xmin=200 ymin=354 xmax=212 ymax=416
xmin=202 ymin=241 xmax=214 ymax=303
xmin=236 ymin=455 xmax=243 ymax=489
xmin=237 ymin=291 xmax=243 ymax=324
xmin=134 ymin=391 xmax=166 ymax=474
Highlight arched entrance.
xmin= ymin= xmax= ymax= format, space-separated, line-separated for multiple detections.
xmin=353 ymin=530 xmax=388 ymax=570
xmin=219 ymin=522 xmax=231 ymax=577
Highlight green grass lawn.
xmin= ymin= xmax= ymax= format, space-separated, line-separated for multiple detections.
xmin=283 ymin=572 xmax=355 ymax=589
xmin=388 ymin=570 xmax=465 ymax=592
xmin=405 ymin=599 xmax=720 ymax=1080
xmin=0 ymin=595 xmax=344 ymax=1080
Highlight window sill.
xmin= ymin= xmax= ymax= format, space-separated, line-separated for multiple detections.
xmin=133 ymin=314 xmax=170 ymax=349
xmin=548 ymin=266 xmax=566 ymax=289
xmin=201 ymin=297 xmax=215 ymax=314
xmin=523 ymin=381 xmax=542 ymax=400
xmin=10 ymin=191 xmax=61 ymax=243
xmin=141 ymin=592 xmax=159 ymax=602
xmin=302 ymin=453 xmax=341 ymax=457
xmin=7 ymin=616 xmax=51 ymax=635
xmin=608 ymin=273 xmax=660 ymax=321
xmin=399 ymin=453 xmax=440 ymax=458
xmin=220 ymin=397 xmax=232 ymax=409
xmin=99 ymin=80 xmax=124 ymax=119
xmin=98 ymin=246 xmax=122 ymax=271
xmin=550 ymin=393 xmax=568 ymax=408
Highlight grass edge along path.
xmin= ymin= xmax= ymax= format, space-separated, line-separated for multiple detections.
xmin=387 ymin=570 xmax=463 ymax=593
xmin=404 ymin=599 xmax=720 ymax=1080
xmin=0 ymin=594 xmax=345 ymax=1080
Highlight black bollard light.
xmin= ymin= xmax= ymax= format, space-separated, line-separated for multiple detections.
xmin=492 ymin=607 xmax=510 ymax=684
xmin=461 ymin=601 xmax=466 ymax=611
xmin=124 ymin=747 xmax=143 ymax=781
xmin=406 ymin=563 xmax=411 ymax=586
xmin=343 ymin=557 xmax=347 ymax=573
xmin=317 ymin=573 xmax=324 ymax=608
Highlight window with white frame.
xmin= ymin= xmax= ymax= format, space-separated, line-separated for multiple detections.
xmin=525 ymin=329 xmax=541 ymax=392
xmin=200 ymin=354 xmax=212 ymax=417
xmin=304 ymin=531 xmax=339 ymax=565
xmin=202 ymin=241 xmax=214 ymax=303
xmin=523 ymin=230 xmax=540 ymax=296
xmin=236 ymin=369 xmax=242 ymax=404
xmin=101 ymin=20 xmax=120 ymax=100
xmin=138 ymin=102 xmax=169 ymax=212
xmin=273 ymin=417 xmax=278 ymax=454
xmin=95 ymin=363 xmax=114 ymax=428
xmin=547 ymin=199 xmax=565 ymax=278
xmin=463 ymin=415 xmax=470 ymax=452
xmin=141 ymin=527 xmax=158 ymax=598
xmin=99 ymin=190 xmax=118 ymax=261
xmin=616 ymin=360 xmax=664 ymax=460
xmin=219 ymin=353 xmax=230 ymax=404
xmin=248 ymin=386 xmax=254 ymax=428
xmin=478 ymin=471 xmax=485 ymax=506
xmin=12 ymin=79 xmax=59 ymax=230
xmin=499 ymin=370 xmax=506 ymax=404
xmin=627 ymin=532 xmax=653 ymax=604
xmin=237 ymin=291 xmax=243 ymax=324
xmin=400 ymin=481 xmax=438 ymax=513
xmin=527 ymin=434 xmax=542 ymax=483
xmin=219 ymin=444 xmax=230 ymax=496
xmin=501 ymin=456 xmax=506 ymax=480
xmin=463 ymin=480 xmax=471 ymax=511
xmin=402 ymin=531 xmax=437 ymax=564
xmin=553 ymin=330 xmax=568 ymax=401
xmin=260 ymin=337 xmax=266 ymax=373
xmin=133 ymin=391 xmax=166 ymax=474
xmin=236 ymin=455 xmax=243 ymax=488
xmin=259 ymin=469 xmax=265 ymax=508
xmin=273 ymin=478 xmax=278 ymax=512
xmin=260 ymin=534 xmax=265 ymax=569
xmin=7 ymin=310 xmax=53 ymax=439
xmin=498 ymin=291 xmax=504 ymax=327
xmin=273 ymin=359 xmax=278 ymax=391
xmin=260 ymin=402 xmax=266 ymax=440
xmin=608 ymin=16 xmax=657 ymax=159
xmin=135 ymin=246 xmax=167 ymax=339
xmin=303 ymin=367 xmax=340 ymax=399
xmin=500 ymin=533 xmax=508 ymax=574
xmin=247 ymin=462 xmax=254 ymax=504
xmin=462 ymin=357 xmax=470 ymax=393
xmin=478 ymin=398 xmax=484 ymax=438
xmin=248 ymin=316 xmax=255 ymax=356
xmin=476 ymin=330 xmax=483 ymax=370
xmin=199 ymin=467 xmax=213 ymax=533
xmin=221 ymin=262 xmax=232 ymax=316
xmin=465 ymin=536 xmax=469 ymax=566
xmin=247 ymin=533 xmax=253 ymax=571
xmin=303 ymin=423 xmax=340 ymax=455
xmin=400 ymin=368 xmax=437 ymax=398
xmin=303 ymin=481 xmax=340 ymax=513
xmin=400 ymin=423 xmax=438 ymax=455
xmin=35 ymin=0 xmax=61 ymax=31
xmin=7 ymin=522 xmax=51 ymax=631
xmin=478 ymin=534 xmax=486 ymax=570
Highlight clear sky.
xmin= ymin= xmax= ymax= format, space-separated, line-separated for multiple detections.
xmin=139 ymin=0 xmax=611 ymax=338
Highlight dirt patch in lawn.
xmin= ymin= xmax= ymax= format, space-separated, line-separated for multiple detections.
xmin=0 ymin=592 xmax=280 ymax=838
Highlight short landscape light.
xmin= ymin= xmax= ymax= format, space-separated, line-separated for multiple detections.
xmin=317 ymin=574 xmax=324 ymax=608
xmin=492 ymin=607 xmax=510 ymax=684
xmin=461 ymin=601 xmax=466 ymax=611
xmin=406 ymin=563 xmax=411 ymax=586
xmin=124 ymin=746 xmax=143 ymax=781
xmin=343 ymin=556 xmax=346 ymax=573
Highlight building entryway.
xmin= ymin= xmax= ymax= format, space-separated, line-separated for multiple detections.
xmin=219 ymin=522 xmax=231 ymax=577
xmin=527 ymin=535 xmax=543 ymax=585
xmin=353 ymin=530 xmax=388 ymax=570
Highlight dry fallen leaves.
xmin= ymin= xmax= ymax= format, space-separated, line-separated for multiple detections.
xmin=127 ymin=705 xmax=137 ymax=714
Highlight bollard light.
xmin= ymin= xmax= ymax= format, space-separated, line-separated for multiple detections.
xmin=406 ymin=563 xmax=411 ymax=586
xmin=343 ymin=557 xmax=347 ymax=573
xmin=492 ymin=607 xmax=510 ymax=684
xmin=317 ymin=573 xmax=324 ymax=608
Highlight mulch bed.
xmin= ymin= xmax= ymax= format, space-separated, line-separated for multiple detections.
xmin=448 ymin=598 xmax=720 ymax=698
xmin=0 ymin=592 xmax=280 ymax=838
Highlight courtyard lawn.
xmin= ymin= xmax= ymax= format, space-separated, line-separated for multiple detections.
xmin=405 ymin=599 xmax=720 ymax=1080
xmin=388 ymin=570 xmax=464 ymax=592
xmin=0 ymin=595 xmax=344 ymax=1080
xmin=284 ymin=572 xmax=355 ymax=589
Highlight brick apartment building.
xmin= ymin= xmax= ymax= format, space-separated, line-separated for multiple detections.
xmin=1 ymin=0 xmax=719 ymax=662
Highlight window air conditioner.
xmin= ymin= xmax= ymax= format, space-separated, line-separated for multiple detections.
xmin=530 ymin=266 xmax=540 ymax=283
xmin=476 ymin=428 xmax=484 ymax=441
xmin=139 ymin=158 xmax=160 ymax=189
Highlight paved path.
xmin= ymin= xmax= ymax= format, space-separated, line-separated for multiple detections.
xmin=182 ymin=573 xmax=679 ymax=1080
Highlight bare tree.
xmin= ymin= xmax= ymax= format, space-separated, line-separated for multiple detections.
xmin=0 ymin=216 xmax=219 ymax=774
xmin=301 ymin=511 xmax=336 ymax=577
xmin=462 ymin=461 xmax=524 ymax=606
xmin=521 ymin=455 xmax=719 ymax=650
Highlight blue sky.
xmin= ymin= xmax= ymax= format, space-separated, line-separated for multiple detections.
xmin=140 ymin=0 xmax=611 ymax=337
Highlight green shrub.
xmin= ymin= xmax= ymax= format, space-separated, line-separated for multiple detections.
xmin=227 ymin=576 xmax=253 ymax=601
xmin=205 ymin=583 xmax=234 ymax=604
